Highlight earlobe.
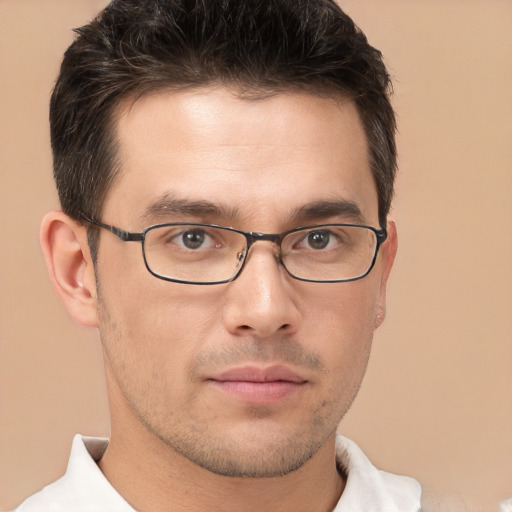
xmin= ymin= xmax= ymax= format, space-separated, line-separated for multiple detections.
xmin=40 ymin=211 xmax=99 ymax=328
xmin=374 ymin=219 xmax=398 ymax=330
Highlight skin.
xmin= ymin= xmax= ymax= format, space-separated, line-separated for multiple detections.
xmin=41 ymin=87 xmax=397 ymax=512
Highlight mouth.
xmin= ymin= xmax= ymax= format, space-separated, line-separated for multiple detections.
xmin=207 ymin=365 xmax=308 ymax=404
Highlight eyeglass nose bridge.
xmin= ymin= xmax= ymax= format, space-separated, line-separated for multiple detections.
xmin=239 ymin=231 xmax=287 ymax=268
xmin=246 ymin=230 xmax=287 ymax=248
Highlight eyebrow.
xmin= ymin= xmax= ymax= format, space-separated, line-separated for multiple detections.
xmin=141 ymin=194 xmax=240 ymax=223
xmin=290 ymin=199 xmax=365 ymax=224
xmin=141 ymin=194 xmax=365 ymax=226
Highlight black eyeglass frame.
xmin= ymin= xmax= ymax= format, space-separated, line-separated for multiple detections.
xmin=81 ymin=214 xmax=387 ymax=285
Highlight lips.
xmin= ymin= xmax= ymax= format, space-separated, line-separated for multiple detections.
xmin=213 ymin=365 xmax=307 ymax=383
xmin=207 ymin=365 xmax=307 ymax=404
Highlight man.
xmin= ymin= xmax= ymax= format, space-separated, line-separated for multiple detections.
xmin=16 ymin=0 xmax=421 ymax=510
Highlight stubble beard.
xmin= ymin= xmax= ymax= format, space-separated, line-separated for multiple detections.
xmin=96 ymin=280 xmax=368 ymax=479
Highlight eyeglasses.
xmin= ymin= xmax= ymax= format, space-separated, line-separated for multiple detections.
xmin=82 ymin=215 xmax=387 ymax=285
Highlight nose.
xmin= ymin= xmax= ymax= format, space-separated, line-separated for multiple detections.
xmin=222 ymin=244 xmax=301 ymax=339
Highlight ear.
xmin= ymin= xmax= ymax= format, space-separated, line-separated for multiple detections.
xmin=40 ymin=211 xmax=99 ymax=328
xmin=374 ymin=219 xmax=398 ymax=330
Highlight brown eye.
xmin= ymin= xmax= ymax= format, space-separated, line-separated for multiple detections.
xmin=306 ymin=230 xmax=331 ymax=250
xmin=181 ymin=229 xmax=206 ymax=249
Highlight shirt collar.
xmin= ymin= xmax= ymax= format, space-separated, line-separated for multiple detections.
xmin=333 ymin=435 xmax=421 ymax=511
xmin=54 ymin=434 xmax=133 ymax=511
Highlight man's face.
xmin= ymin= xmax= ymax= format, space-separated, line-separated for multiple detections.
xmin=94 ymin=87 xmax=394 ymax=477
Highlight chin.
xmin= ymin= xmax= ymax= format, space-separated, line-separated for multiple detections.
xmin=160 ymin=420 xmax=330 ymax=478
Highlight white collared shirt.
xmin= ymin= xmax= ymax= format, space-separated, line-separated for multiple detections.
xmin=16 ymin=434 xmax=422 ymax=511
xmin=500 ymin=498 xmax=512 ymax=512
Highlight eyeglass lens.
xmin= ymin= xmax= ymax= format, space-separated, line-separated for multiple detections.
xmin=142 ymin=224 xmax=379 ymax=284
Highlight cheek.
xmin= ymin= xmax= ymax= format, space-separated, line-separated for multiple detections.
xmin=301 ymin=281 xmax=378 ymax=381
xmin=96 ymin=282 xmax=221 ymax=419
xmin=97 ymin=256 xmax=225 ymax=374
xmin=303 ymin=279 xmax=380 ymax=340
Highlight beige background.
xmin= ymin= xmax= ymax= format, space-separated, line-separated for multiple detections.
xmin=1 ymin=1 xmax=511 ymax=510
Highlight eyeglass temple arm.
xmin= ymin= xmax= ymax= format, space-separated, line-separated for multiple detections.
xmin=376 ymin=228 xmax=387 ymax=244
xmin=80 ymin=214 xmax=143 ymax=242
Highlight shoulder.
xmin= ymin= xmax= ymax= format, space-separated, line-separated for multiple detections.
xmin=15 ymin=435 xmax=132 ymax=512
xmin=15 ymin=475 xmax=72 ymax=512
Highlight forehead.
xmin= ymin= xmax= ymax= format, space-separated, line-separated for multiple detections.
xmin=105 ymin=87 xmax=377 ymax=227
